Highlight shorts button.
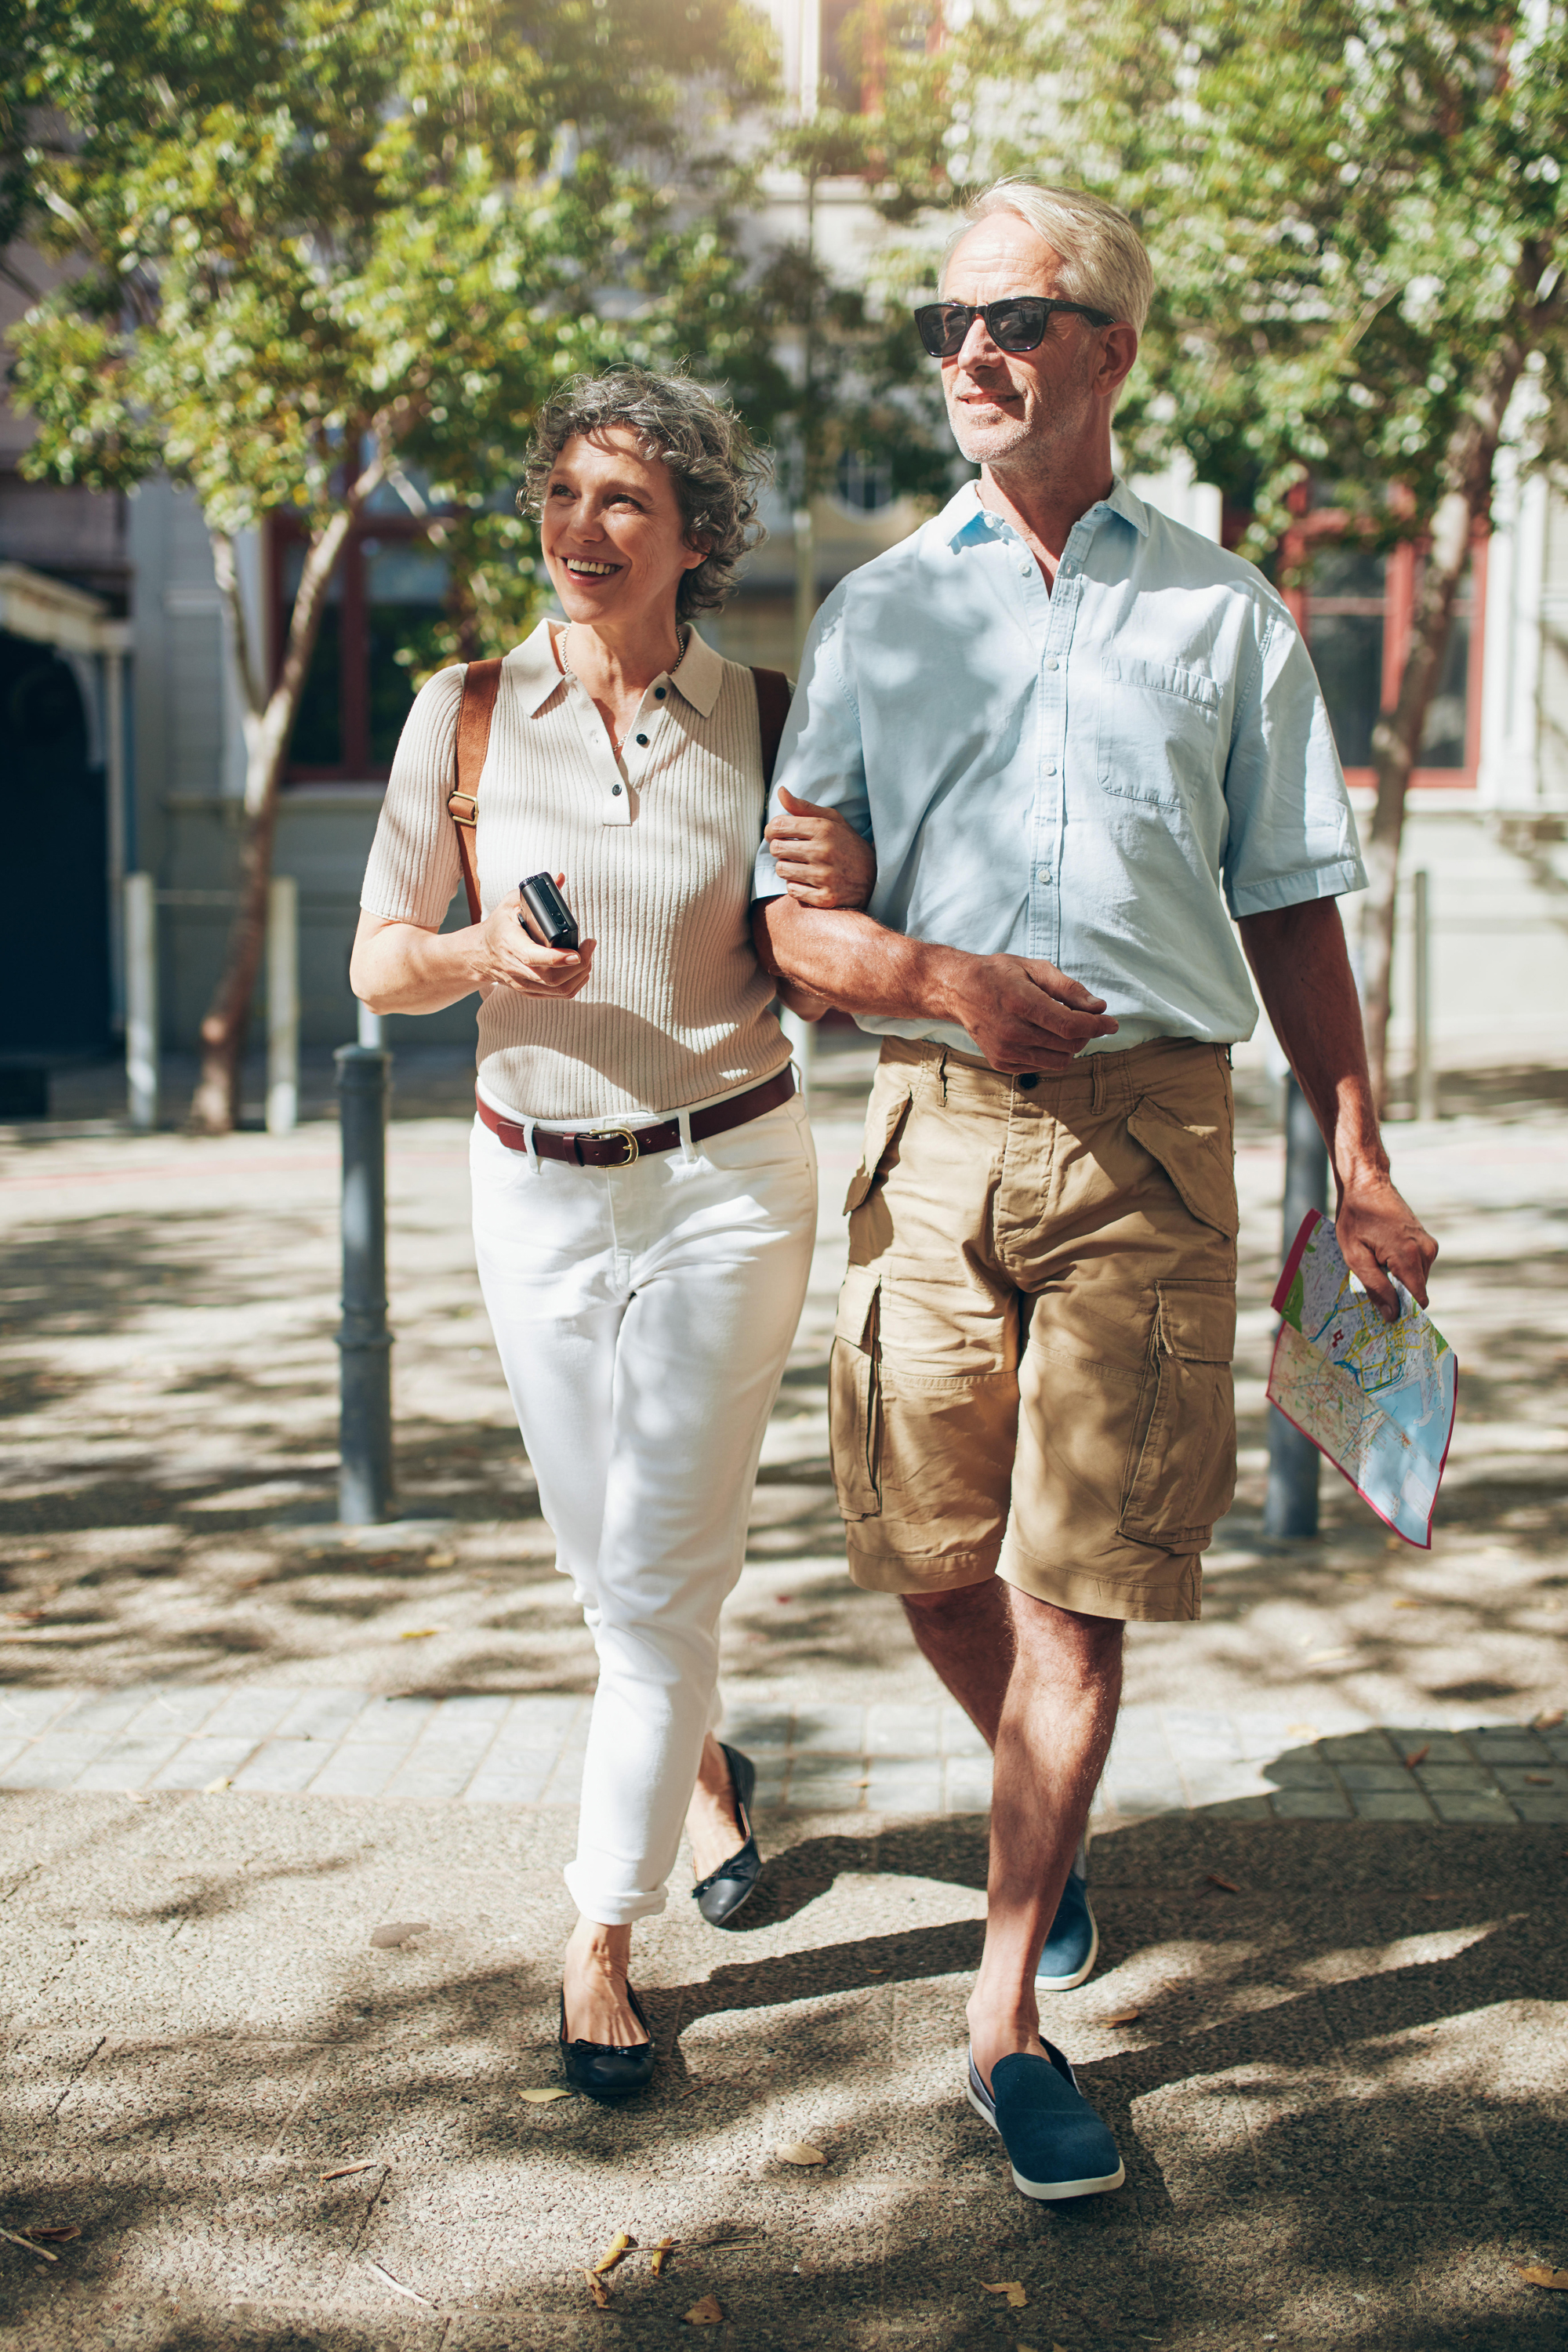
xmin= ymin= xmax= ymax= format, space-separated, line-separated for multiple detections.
xmin=1017 ymin=1073 xmax=1039 ymax=1091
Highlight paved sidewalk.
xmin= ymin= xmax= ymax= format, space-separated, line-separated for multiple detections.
xmin=3 ymin=1032 xmax=1568 ymax=2347
xmin=6 ymin=1683 xmax=1568 ymax=1826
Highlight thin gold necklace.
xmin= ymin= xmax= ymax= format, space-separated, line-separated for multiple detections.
xmin=558 ymin=623 xmax=688 ymax=688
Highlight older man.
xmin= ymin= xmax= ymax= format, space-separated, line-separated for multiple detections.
xmin=754 ymin=180 xmax=1437 ymax=2201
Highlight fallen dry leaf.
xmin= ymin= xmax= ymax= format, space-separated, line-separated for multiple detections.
xmin=1404 ymin=1744 xmax=1431 ymax=1769
xmin=319 ymin=2162 xmax=376 ymax=2182
xmin=584 ymin=2269 xmax=611 ymax=2310
xmin=519 ymin=2085 xmax=572 ymax=2105
xmin=1287 ymin=1723 xmax=1319 ymax=1740
xmin=396 ymin=1628 xmax=443 ymax=1641
xmin=24 ymin=2228 xmax=79 ymax=2244
xmin=1105 ymin=2009 xmax=1142 ymax=2026
xmin=1534 ymin=1708 xmax=1565 ymax=1730
xmin=1526 ymin=1774 xmax=1555 ymax=1786
xmin=774 ymin=2142 xmax=827 ymax=2166
xmin=683 ymin=2295 xmax=724 ymax=2325
xmin=1206 ymin=1873 xmax=1241 ymax=1894
xmin=1392 ymin=1597 xmax=1421 ymax=1609
xmin=1520 ymin=2265 xmax=1568 ymax=2290
xmin=369 ymin=1922 xmax=430 ymax=1950
xmin=202 ymin=1776 xmax=230 ymax=1794
xmin=981 ymin=2280 xmax=1027 ymax=2307
xmin=0 ymin=2228 xmax=57 ymax=2263
xmin=424 ymin=1553 xmax=456 ymax=1569
xmin=593 ymin=2233 xmax=635 ymax=2275
xmin=651 ymin=2238 xmax=675 ymax=2275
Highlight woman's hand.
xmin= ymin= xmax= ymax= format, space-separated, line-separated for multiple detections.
xmin=480 ymin=881 xmax=596 ymax=1000
xmin=764 ymin=788 xmax=877 ymax=909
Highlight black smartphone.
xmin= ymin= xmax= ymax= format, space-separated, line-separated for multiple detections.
xmin=518 ymin=872 xmax=580 ymax=953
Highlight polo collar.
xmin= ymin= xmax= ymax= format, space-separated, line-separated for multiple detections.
xmin=501 ymin=615 xmax=724 ymax=718
xmin=939 ymin=473 xmax=1151 ymax=547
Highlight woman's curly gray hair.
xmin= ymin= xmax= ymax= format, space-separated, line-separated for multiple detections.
xmin=520 ymin=366 xmax=769 ymax=621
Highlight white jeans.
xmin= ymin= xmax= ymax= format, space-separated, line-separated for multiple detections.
xmin=470 ymin=1088 xmax=818 ymax=1925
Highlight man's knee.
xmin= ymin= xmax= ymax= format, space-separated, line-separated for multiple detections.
xmin=901 ymin=1579 xmax=1001 ymax=1621
xmin=1009 ymin=1588 xmax=1124 ymax=1671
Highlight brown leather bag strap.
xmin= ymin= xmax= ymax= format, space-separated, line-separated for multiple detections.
xmin=447 ymin=655 xmax=504 ymax=925
xmin=751 ymin=666 xmax=792 ymax=792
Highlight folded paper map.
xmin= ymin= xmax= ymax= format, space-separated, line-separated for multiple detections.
xmin=1268 ymin=1207 xmax=1457 ymax=1548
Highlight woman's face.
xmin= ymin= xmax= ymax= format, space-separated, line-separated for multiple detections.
xmin=539 ymin=427 xmax=706 ymax=637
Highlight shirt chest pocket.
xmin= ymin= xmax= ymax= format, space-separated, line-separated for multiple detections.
xmin=1097 ymin=655 xmax=1223 ymax=811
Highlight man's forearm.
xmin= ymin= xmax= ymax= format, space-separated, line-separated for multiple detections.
xmin=1239 ymin=898 xmax=1387 ymax=1192
xmin=753 ymin=893 xmax=962 ymax=1028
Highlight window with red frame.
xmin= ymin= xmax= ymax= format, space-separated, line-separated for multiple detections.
xmin=1286 ymin=533 xmax=1486 ymax=788
xmin=273 ymin=502 xmax=449 ymax=784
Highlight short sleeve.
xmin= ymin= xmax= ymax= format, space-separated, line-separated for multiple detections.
xmin=752 ymin=597 xmax=873 ymax=901
xmin=359 ymin=665 xmax=466 ymax=928
xmin=1221 ymin=603 xmax=1367 ymax=918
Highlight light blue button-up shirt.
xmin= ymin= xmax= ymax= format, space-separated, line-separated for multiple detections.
xmin=753 ymin=477 xmax=1365 ymax=1056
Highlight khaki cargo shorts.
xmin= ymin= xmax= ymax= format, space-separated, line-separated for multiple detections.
xmin=829 ymin=1035 xmax=1240 ymax=1623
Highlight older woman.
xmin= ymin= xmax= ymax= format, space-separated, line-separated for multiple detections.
xmin=350 ymin=368 xmax=870 ymax=2100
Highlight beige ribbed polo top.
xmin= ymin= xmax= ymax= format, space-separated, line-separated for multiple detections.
xmin=360 ymin=618 xmax=789 ymax=1123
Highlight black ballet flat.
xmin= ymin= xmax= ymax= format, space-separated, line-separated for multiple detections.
xmin=691 ymin=1742 xmax=763 ymax=1928
xmin=558 ymin=1980 xmax=655 ymax=2101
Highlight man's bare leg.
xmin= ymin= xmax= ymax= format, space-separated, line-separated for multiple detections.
xmin=906 ymin=1584 xmax=1122 ymax=2089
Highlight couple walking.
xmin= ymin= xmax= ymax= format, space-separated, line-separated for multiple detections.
xmin=353 ymin=179 xmax=1437 ymax=2202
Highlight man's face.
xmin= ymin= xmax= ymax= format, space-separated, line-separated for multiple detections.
xmin=939 ymin=212 xmax=1105 ymax=470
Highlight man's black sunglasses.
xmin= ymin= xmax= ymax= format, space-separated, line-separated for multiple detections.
xmin=913 ymin=296 xmax=1115 ymax=358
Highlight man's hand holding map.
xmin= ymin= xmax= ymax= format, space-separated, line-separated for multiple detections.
xmin=1268 ymin=1208 xmax=1458 ymax=1548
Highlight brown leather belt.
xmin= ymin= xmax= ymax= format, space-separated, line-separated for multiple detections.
xmin=475 ymin=1065 xmax=796 ymax=1169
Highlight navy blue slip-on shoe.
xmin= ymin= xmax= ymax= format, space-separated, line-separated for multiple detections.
xmin=967 ymin=2041 xmax=1124 ymax=2201
xmin=1035 ymin=1867 xmax=1098 ymax=1991
xmin=691 ymin=1743 xmax=763 ymax=1928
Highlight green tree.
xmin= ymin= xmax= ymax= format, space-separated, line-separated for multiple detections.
xmin=848 ymin=0 xmax=1568 ymax=1105
xmin=7 ymin=0 xmax=775 ymax=1129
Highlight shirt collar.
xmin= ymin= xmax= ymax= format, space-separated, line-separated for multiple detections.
xmin=938 ymin=473 xmax=1151 ymax=547
xmin=502 ymin=615 xmax=724 ymax=718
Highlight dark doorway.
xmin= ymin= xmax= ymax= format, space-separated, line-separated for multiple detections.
xmin=0 ymin=630 xmax=111 ymax=1067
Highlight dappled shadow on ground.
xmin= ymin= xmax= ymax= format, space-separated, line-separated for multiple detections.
xmin=2 ymin=1798 xmax=1566 ymax=2349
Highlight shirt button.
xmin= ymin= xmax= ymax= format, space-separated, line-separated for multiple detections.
xmin=654 ymin=687 xmax=666 ymax=699
xmin=1018 ymin=563 xmax=1031 ymax=577
xmin=635 ymin=732 xmax=649 ymax=746
xmin=1044 ymin=657 xmax=1059 ymax=671
xmin=1044 ymin=762 xmax=1058 ymax=778
xmin=612 ymin=782 xmax=623 ymax=796
xmin=1017 ymin=1073 xmax=1039 ymax=1091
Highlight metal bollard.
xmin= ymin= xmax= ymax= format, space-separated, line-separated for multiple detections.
xmin=1264 ymin=1071 xmax=1329 ymax=1538
xmin=1412 ymin=867 xmax=1436 ymax=1123
xmin=125 ymin=873 xmax=159 ymax=1132
xmin=266 ymin=876 xmax=299 ymax=1136
xmin=779 ymin=1004 xmax=816 ymax=1113
xmin=335 ymin=1044 xmax=394 ymax=1526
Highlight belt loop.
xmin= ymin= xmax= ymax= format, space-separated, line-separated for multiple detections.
xmin=937 ymin=1044 xmax=949 ymax=1105
xmin=1090 ymin=1053 xmax=1106 ymax=1115
xmin=677 ymin=1106 xmax=696 ymax=1164
xmin=524 ymin=1120 xmax=539 ymax=1174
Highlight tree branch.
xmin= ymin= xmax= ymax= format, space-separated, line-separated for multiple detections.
xmin=209 ymin=530 xmax=266 ymax=722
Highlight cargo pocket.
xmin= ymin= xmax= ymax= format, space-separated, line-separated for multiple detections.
xmin=829 ymin=1265 xmax=882 ymax=1519
xmin=1127 ymin=1089 xmax=1239 ymax=1239
xmin=843 ymin=1068 xmax=913 ymax=1215
xmin=1119 ymin=1281 xmax=1236 ymax=1550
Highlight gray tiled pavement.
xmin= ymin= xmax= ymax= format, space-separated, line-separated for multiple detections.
xmin=4 ymin=1682 xmax=1565 ymax=1822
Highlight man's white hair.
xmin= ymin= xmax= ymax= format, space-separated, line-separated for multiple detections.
xmin=942 ymin=180 xmax=1154 ymax=338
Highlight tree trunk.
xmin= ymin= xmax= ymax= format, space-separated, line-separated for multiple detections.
xmin=1359 ymin=335 xmax=1531 ymax=1112
xmin=188 ymin=502 xmax=365 ymax=1133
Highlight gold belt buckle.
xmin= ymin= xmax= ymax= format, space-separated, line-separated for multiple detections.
xmin=604 ymin=1127 xmax=641 ymax=1167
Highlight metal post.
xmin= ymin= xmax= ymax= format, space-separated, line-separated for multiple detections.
xmin=1412 ymin=867 xmax=1436 ymax=1123
xmin=357 ymin=1000 xmax=384 ymax=1048
xmin=1264 ymin=1072 xmax=1330 ymax=1538
xmin=125 ymin=872 xmax=159 ymax=1133
xmin=793 ymin=503 xmax=817 ymax=666
xmin=779 ymin=1004 xmax=817 ymax=1113
xmin=266 ymin=875 xmax=299 ymax=1136
xmin=336 ymin=1043 xmax=394 ymax=1526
